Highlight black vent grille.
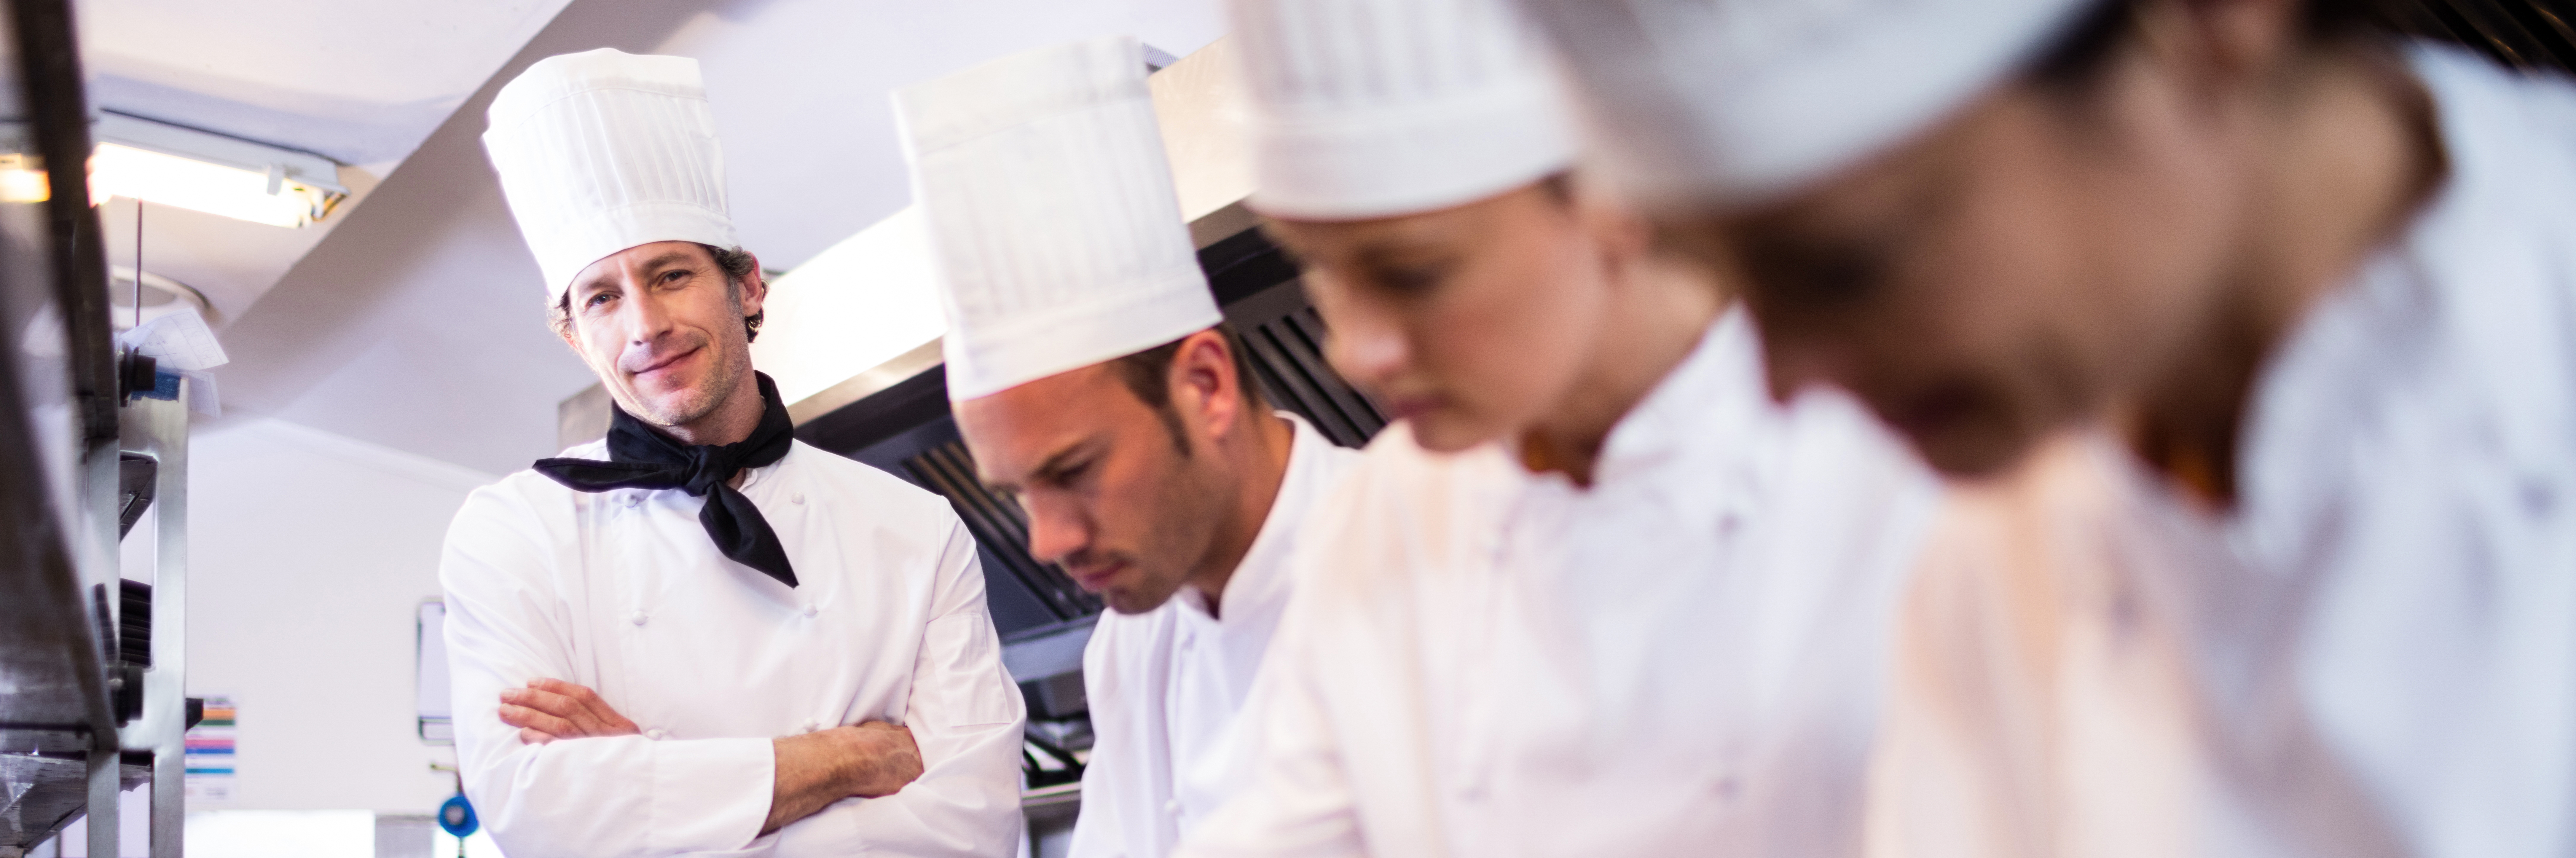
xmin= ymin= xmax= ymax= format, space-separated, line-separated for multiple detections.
xmin=1239 ymin=303 xmax=1386 ymax=448
xmin=2384 ymin=0 xmax=2576 ymax=72
xmin=1204 ymin=226 xmax=1390 ymax=449
xmin=900 ymin=440 xmax=1100 ymax=619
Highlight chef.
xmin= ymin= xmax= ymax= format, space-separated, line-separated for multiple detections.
xmin=1518 ymin=0 xmax=2576 ymax=854
xmin=441 ymin=48 xmax=1025 ymax=858
xmin=892 ymin=36 xmax=1361 ymax=858
xmin=1176 ymin=0 xmax=1939 ymax=854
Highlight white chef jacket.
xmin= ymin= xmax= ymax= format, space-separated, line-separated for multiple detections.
xmin=2215 ymin=42 xmax=2576 ymax=858
xmin=1868 ymin=433 xmax=2404 ymax=858
xmin=1868 ymin=42 xmax=2576 ymax=858
xmin=1068 ymin=414 xmax=1362 ymax=858
xmin=441 ymin=438 xmax=1027 ymax=858
xmin=1177 ymin=310 xmax=1940 ymax=857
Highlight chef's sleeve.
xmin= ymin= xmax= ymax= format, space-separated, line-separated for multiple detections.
xmin=441 ymin=486 xmax=776 ymax=858
xmin=1066 ymin=619 xmax=1152 ymax=858
xmin=842 ymin=519 xmax=1028 ymax=855
xmin=1171 ymin=598 xmax=1368 ymax=858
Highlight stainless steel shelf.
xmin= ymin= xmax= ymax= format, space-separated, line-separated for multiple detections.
xmin=0 ymin=368 xmax=122 ymax=856
xmin=1 ymin=754 xmax=153 ymax=848
xmin=0 ymin=391 xmax=191 ymax=856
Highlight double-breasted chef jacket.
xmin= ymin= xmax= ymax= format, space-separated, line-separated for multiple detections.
xmin=1069 ymin=414 xmax=1360 ymax=858
xmin=1177 ymin=310 xmax=1941 ymax=857
xmin=441 ymin=438 xmax=1027 ymax=857
xmin=1868 ymin=42 xmax=2576 ymax=858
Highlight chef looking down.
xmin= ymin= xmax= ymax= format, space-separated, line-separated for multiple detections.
xmin=1521 ymin=0 xmax=2576 ymax=854
xmin=1177 ymin=0 xmax=1937 ymax=854
xmin=892 ymin=37 xmax=1360 ymax=858
xmin=440 ymin=49 xmax=1025 ymax=858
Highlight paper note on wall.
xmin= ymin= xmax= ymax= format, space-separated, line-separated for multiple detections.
xmin=185 ymin=696 xmax=237 ymax=802
xmin=419 ymin=601 xmax=452 ymax=744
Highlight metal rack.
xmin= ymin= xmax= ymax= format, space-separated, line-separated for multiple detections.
xmin=0 ymin=0 xmax=195 ymax=852
xmin=0 ymin=400 xmax=192 ymax=858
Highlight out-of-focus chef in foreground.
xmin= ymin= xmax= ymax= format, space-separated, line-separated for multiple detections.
xmin=1520 ymin=0 xmax=2576 ymax=854
xmin=892 ymin=36 xmax=1361 ymax=858
xmin=1177 ymin=0 xmax=1938 ymax=854
xmin=441 ymin=48 xmax=1025 ymax=858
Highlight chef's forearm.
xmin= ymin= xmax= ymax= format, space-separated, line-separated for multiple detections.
xmin=763 ymin=732 xmax=844 ymax=834
xmin=762 ymin=724 xmax=925 ymax=834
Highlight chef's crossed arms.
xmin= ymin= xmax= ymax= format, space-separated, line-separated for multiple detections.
xmin=498 ymin=677 xmax=926 ymax=835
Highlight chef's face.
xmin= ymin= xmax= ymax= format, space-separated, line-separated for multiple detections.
xmin=1681 ymin=11 xmax=2256 ymax=477
xmin=561 ymin=241 xmax=768 ymax=429
xmin=955 ymin=331 xmax=1243 ymax=615
xmin=1269 ymin=182 xmax=1612 ymax=452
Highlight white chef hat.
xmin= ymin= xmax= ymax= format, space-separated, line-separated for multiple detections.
xmin=483 ymin=48 xmax=740 ymax=303
xmin=1515 ymin=0 xmax=2093 ymax=210
xmin=896 ymin=36 xmax=1220 ymax=402
xmin=1232 ymin=0 xmax=1577 ymax=221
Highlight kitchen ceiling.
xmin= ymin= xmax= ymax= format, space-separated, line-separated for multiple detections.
xmin=81 ymin=0 xmax=576 ymax=175
xmin=79 ymin=0 xmax=576 ymax=331
xmin=146 ymin=0 xmax=1225 ymax=474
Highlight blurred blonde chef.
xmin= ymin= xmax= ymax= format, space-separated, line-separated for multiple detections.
xmin=441 ymin=49 xmax=1026 ymax=858
xmin=891 ymin=36 xmax=1361 ymax=858
xmin=1175 ymin=0 xmax=1940 ymax=854
xmin=1520 ymin=0 xmax=2576 ymax=854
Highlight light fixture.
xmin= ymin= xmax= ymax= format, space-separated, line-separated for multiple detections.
xmin=87 ymin=111 xmax=346 ymax=228
xmin=0 ymin=153 xmax=47 ymax=202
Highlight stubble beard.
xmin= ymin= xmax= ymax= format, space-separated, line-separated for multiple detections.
xmin=616 ymin=331 xmax=752 ymax=431
xmin=1107 ymin=438 xmax=1235 ymax=615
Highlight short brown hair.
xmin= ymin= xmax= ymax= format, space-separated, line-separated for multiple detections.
xmin=548 ymin=244 xmax=765 ymax=342
xmin=1107 ymin=324 xmax=1268 ymax=455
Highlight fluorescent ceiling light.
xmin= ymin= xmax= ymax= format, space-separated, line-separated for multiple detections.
xmin=0 ymin=153 xmax=46 ymax=202
xmin=88 ymin=112 xmax=346 ymax=228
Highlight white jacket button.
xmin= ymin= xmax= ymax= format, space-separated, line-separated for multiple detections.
xmin=802 ymin=718 xmax=822 ymax=733
xmin=623 ymin=493 xmax=641 ymax=508
xmin=630 ymin=610 xmax=647 ymax=626
xmin=791 ymin=492 xmax=806 ymax=505
xmin=645 ymin=728 xmax=667 ymax=740
xmin=803 ymin=604 xmax=819 ymax=618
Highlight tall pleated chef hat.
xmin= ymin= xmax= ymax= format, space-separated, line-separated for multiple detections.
xmin=1513 ymin=0 xmax=2092 ymax=210
xmin=483 ymin=48 xmax=740 ymax=303
xmin=1232 ymin=0 xmax=1577 ymax=220
xmin=896 ymin=36 xmax=1220 ymax=402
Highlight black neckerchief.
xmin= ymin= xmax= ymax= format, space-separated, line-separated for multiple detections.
xmin=532 ymin=372 xmax=799 ymax=588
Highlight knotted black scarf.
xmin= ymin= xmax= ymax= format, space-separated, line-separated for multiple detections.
xmin=533 ymin=372 xmax=799 ymax=588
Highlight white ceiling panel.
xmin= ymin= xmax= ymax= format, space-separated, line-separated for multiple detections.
xmin=659 ymin=0 xmax=1225 ymax=272
xmin=78 ymin=0 xmax=577 ymax=173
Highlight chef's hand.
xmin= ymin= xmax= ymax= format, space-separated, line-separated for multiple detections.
xmin=761 ymin=722 xmax=923 ymax=834
xmin=831 ymin=722 xmax=924 ymax=797
xmin=497 ymin=678 xmax=640 ymax=745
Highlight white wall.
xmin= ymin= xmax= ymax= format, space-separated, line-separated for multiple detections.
xmin=178 ymin=415 xmax=496 ymax=814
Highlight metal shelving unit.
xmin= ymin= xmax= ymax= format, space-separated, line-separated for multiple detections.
xmin=0 ymin=395 xmax=193 ymax=858
xmin=0 ymin=0 xmax=194 ymax=852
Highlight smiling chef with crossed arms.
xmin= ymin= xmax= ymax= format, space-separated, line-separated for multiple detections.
xmin=439 ymin=48 xmax=1026 ymax=857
